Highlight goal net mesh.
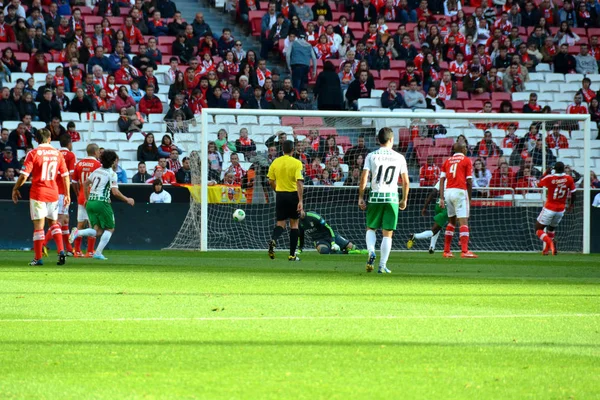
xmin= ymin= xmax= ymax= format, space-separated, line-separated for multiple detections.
xmin=167 ymin=111 xmax=587 ymax=253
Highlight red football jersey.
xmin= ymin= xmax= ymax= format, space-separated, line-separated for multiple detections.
xmin=20 ymin=144 xmax=69 ymax=203
xmin=72 ymin=157 xmax=102 ymax=205
xmin=57 ymin=148 xmax=77 ymax=195
xmin=441 ymin=153 xmax=473 ymax=190
xmin=566 ymin=104 xmax=588 ymax=115
xmin=538 ymin=173 xmax=576 ymax=212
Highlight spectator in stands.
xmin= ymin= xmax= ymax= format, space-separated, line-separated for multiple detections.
xmin=318 ymin=169 xmax=333 ymax=186
xmin=233 ymin=128 xmax=255 ymax=158
xmin=224 ymin=153 xmax=246 ymax=185
xmin=19 ymin=93 xmax=38 ymax=121
xmin=212 ymin=129 xmax=235 ymax=154
xmin=344 ymin=166 xmax=361 ymax=186
xmin=139 ymin=85 xmax=163 ymax=116
xmin=191 ymin=12 xmax=212 ymax=39
xmin=354 ymin=0 xmax=377 ymax=23
xmin=554 ymin=43 xmax=577 ymax=73
xmin=166 ymin=149 xmax=182 ymax=173
xmin=38 ymin=89 xmax=61 ymax=124
xmin=493 ymin=46 xmax=512 ymax=72
xmin=577 ymin=77 xmax=596 ymax=104
xmin=0 ymin=146 xmax=20 ymax=177
xmin=426 ymin=86 xmax=445 ymax=112
xmin=47 ymin=117 xmax=66 ymax=140
xmin=261 ymin=13 xmax=289 ymax=60
xmin=25 ymin=51 xmax=48 ymax=74
xmin=144 ymin=38 xmax=162 ymax=65
xmin=97 ymin=0 xmax=120 ymax=17
xmin=523 ymin=93 xmax=542 ymax=113
xmin=164 ymin=94 xmax=193 ymax=120
xmin=311 ymin=0 xmax=332 ymax=21
xmin=418 ymin=155 xmax=439 ymax=187
xmin=123 ymin=16 xmax=145 ymax=45
xmin=435 ymin=71 xmax=458 ymax=101
xmin=558 ymin=2 xmax=577 ymax=27
xmin=567 ymin=93 xmax=589 ymax=127
xmin=286 ymin=34 xmax=317 ymax=91
xmin=338 ymin=62 xmax=355 ymax=91
xmin=1 ymin=166 xmax=16 ymax=181
xmin=545 ymin=123 xmax=569 ymax=149
xmin=117 ymin=106 xmax=144 ymax=135
xmin=521 ymin=1 xmax=541 ymax=27
xmin=70 ymin=87 xmax=94 ymax=114
xmin=269 ymin=88 xmax=291 ymax=109
xmin=132 ymin=161 xmax=151 ymax=183
xmin=175 ymin=157 xmax=192 ymax=184
xmin=0 ymin=129 xmax=9 ymax=152
xmin=147 ymin=164 xmax=176 ymax=185
xmin=564 ymin=164 xmax=582 ymax=185
xmin=87 ymin=46 xmax=110 ymax=74
xmin=137 ymin=134 xmax=159 ymax=162
xmin=589 ymin=98 xmax=600 ymax=137
xmin=208 ymin=86 xmax=229 ymax=108
xmin=472 ymin=158 xmax=492 ymax=194
xmin=531 ymin=138 xmax=556 ymax=167
xmin=293 ymin=88 xmax=315 ymax=110
xmin=503 ymin=62 xmax=525 ymax=92
xmin=242 ymin=86 xmax=268 ymax=109
xmin=1 ymin=49 xmax=21 ymax=73
xmin=463 ymin=65 xmax=489 ymax=94
xmin=343 ymin=135 xmax=369 ymax=166
xmin=490 ymin=162 xmax=516 ymax=196
xmin=346 ymin=70 xmax=373 ymax=110
xmin=449 ymin=52 xmax=468 ymax=81
xmin=139 ymin=66 xmax=160 ymax=93
xmin=590 ymin=171 xmax=600 ymax=189
xmin=148 ymin=11 xmax=168 ymax=37
xmin=66 ymin=121 xmax=80 ymax=143
xmin=217 ymin=28 xmax=235 ymax=59
xmin=93 ymin=88 xmax=113 ymax=113
xmin=206 ymin=141 xmax=223 ymax=181
xmin=369 ymin=46 xmax=390 ymax=71
xmin=266 ymin=131 xmax=290 ymax=156
xmin=379 ymin=81 xmax=405 ymax=110
xmin=8 ymin=123 xmax=31 ymax=150
xmin=403 ymin=79 xmax=427 ymax=109
xmin=34 ymin=74 xmax=53 ymax=103
xmin=502 ymin=124 xmax=519 ymax=148
xmin=474 ymin=130 xmax=503 ymax=158
xmin=42 ymin=26 xmax=62 ymax=57
xmin=575 ymin=44 xmax=599 ymax=74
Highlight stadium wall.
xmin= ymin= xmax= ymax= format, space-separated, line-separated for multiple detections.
xmin=1 ymin=183 xmax=598 ymax=253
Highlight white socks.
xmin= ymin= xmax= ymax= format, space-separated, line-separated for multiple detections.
xmin=77 ymin=228 xmax=97 ymax=237
xmin=380 ymin=237 xmax=392 ymax=267
xmin=430 ymin=232 xmax=440 ymax=249
xmin=366 ymin=230 xmax=376 ymax=253
xmin=95 ymin=231 xmax=113 ymax=255
xmin=415 ymin=230 xmax=433 ymax=240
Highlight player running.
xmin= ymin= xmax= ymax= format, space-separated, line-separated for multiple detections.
xmin=12 ymin=129 xmax=70 ymax=266
xmin=439 ymin=142 xmax=477 ymax=258
xmin=407 ymin=179 xmax=448 ymax=254
xmin=359 ymin=127 xmax=410 ymax=273
xmin=69 ymin=150 xmax=135 ymax=260
xmin=298 ymin=211 xmax=356 ymax=254
xmin=43 ymin=134 xmax=77 ymax=257
xmin=535 ymin=162 xmax=576 ymax=255
xmin=267 ymin=141 xmax=304 ymax=261
xmin=71 ymin=143 xmax=101 ymax=257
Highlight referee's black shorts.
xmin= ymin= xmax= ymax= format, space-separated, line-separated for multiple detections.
xmin=275 ymin=191 xmax=299 ymax=221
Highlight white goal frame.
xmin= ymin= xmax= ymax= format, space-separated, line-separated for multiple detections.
xmin=198 ymin=109 xmax=592 ymax=254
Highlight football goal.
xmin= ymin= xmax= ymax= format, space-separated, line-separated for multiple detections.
xmin=167 ymin=109 xmax=594 ymax=254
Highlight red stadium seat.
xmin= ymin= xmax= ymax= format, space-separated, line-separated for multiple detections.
xmin=337 ymin=135 xmax=352 ymax=151
xmin=413 ymin=137 xmax=433 ymax=149
xmin=85 ymin=16 xmax=103 ymax=25
xmin=444 ymin=100 xmax=463 ymax=109
xmin=390 ymin=60 xmax=405 ymax=70
xmin=319 ymin=128 xmax=338 ymax=136
xmin=79 ymin=6 xmax=93 ymax=15
xmin=347 ymin=22 xmax=363 ymax=32
xmin=398 ymin=128 xmax=411 ymax=152
xmin=464 ymin=100 xmax=483 ymax=109
xmin=158 ymin=45 xmax=169 ymax=54
xmin=303 ymin=117 xmax=324 ymax=127
xmin=294 ymin=128 xmax=310 ymax=136
xmin=158 ymin=36 xmax=175 ymax=46
xmin=15 ymin=52 xmax=29 ymax=62
xmin=427 ymin=147 xmax=450 ymax=167
xmin=108 ymin=17 xmax=124 ymax=26
xmin=328 ymin=1 xmax=338 ymax=11
xmin=387 ymin=23 xmax=400 ymax=32
xmin=435 ymin=138 xmax=454 ymax=150
xmin=471 ymin=92 xmax=491 ymax=101
xmin=380 ymin=70 xmax=400 ymax=80
xmin=456 ymin=91 xmax=469 ymax=100
xmin=492 ymin=92 xmax=511 ymax=102
xmin=282 ymin=116 xmax=303 ymax=126
xmin=329 ymin=59 xmax=342 ymax=69
xmin=370 ymin=70 xmax=380 ymax=79
xmin=513 ymin=101 xmax=525 ymax=111
xmin=485 ymin=157 xmax=500 ymax=170
xmin=375 ymin=80 xmax=391 ymax=89
xmin=0 ymin=42 xmax=18 ymax=51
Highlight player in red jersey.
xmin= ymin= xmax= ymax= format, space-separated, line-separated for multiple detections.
xmin=43 ymin=134 xmax=77 ymax=256
xmin=71 ymin=143 xmax=101 ymax=257
xmin=11 ymin=129 xmax=70 ymax=266
xmin=535 ymin=162 xmax=576 ymax=255
xmin=439 ymin=142 xmax=478 ymax=258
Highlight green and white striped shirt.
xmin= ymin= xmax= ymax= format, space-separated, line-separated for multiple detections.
xmin=363 ymin=147 xmax=408 ymax=204
xmin=88 ymin=167 xmax=118 ymax=203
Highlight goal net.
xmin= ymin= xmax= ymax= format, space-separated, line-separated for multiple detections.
xmin=167 ymin=110 xmax=593 ymax=254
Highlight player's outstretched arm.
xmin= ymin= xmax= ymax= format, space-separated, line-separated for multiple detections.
xmin=421 ymin=188 xmax=439 ymax=216
xmin=11 ymin=174 xmax=28 ymax=204
xmin=358 ymin=170 xmax=369 ymax=210
xmin=111 ymin=188 xmax=135 ymax=206
xmin=400 ymin=172 xmax=410 ymax=211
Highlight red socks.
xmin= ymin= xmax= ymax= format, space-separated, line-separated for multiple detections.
xmin=50 ymin=224 xmax=64 ymax=253
xmin=33 ymin=230 xmax=45 ymax=260
xmin=74 ymin=237 xmax=82 ymax=253
xmin=444 ymin=224 xmax=455 ymax=253
xmin=87 ymin=237 xmax=96 ymax=254
xmin=537 ymin=229 xmax=553 ymax=248
xmin=62 ymin=225 xmax=73 ymax=252
xmin=459 ymin=226 xmax=470 ymax=253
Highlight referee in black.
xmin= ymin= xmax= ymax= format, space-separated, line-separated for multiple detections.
xmin=267 ymin=139 xmax=304 ymax=261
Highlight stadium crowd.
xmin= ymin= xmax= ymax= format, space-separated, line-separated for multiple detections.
xmin=0 ymin=0 xmax=598 ymax=194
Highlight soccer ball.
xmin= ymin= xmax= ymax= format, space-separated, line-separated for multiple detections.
xmin=233 ymin=209 xmax=246 ymax=222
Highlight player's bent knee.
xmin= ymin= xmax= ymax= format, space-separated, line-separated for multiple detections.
xmin=317 ymin=245 xmax=330 ymax=254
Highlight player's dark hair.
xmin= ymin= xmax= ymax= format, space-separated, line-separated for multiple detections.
xmin=100 ymin=149 xmax=118 ymax=169
xmin=36 ymin=128 xmax=51 ymax=143
xmin=554 ymin=161 xmax=565 ymax=173
xmin=377 ymin=127 xmax=393 ymax=144
xmin=59 ymin=134 xmax=71 ymax=147
xmin=282 ymin=140 xmax=295 ymax=154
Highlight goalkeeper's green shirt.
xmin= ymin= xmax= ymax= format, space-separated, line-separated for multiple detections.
xmin=299 ymin=212 xmax=335 ymax=241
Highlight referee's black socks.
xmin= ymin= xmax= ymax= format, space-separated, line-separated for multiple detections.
xmin=272 ymin=226 xmax=284 ymax=242
xmin=289 ymin=229 xmax=299 ymax=256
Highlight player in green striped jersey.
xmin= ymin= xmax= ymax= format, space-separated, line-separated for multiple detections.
xmin=69 ymin=150 xmax=134 ymax=260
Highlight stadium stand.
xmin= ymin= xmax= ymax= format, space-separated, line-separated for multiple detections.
xmin=0 ymin=0 xmax=598 ymax=192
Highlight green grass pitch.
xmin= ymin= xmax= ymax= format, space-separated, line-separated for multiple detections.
xmin=0 ymin=250 xmax=599 ymax=399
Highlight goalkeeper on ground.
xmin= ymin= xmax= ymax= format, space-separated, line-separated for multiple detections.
xmin=298 ymin=211 xmax=356 ymax=254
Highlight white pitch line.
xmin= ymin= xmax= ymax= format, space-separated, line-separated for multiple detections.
xmin=0 ymin=314 xmax=599 ymax=323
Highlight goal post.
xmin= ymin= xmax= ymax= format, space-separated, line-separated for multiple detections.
xmin=166 ymin=109 xmax=592 ymax=254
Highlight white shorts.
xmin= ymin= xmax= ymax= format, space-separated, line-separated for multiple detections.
xmin=30 ymin=200 xmax=58 ymax=221
xmin=77 ymin=204 xmax=89 ymax=222
xmin=57 ymin=194 xmax=68 ymax=215
xmin=537 ymin=208 xmax=564 ymax=228
xmin=445 ymin=188 xmax=470 ymax=219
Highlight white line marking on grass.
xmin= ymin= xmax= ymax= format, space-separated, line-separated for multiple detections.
xmin=1 ymin=314 xmax=599 ymax=323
